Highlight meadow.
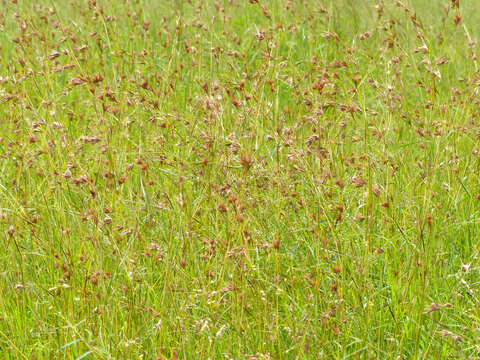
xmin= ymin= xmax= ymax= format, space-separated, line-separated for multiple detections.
xmin=1 ymin=0 xmax=480 ymax=358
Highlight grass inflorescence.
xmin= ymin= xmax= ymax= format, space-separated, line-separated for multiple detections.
xmin=1 ymin=0 xmax=480 ymax=358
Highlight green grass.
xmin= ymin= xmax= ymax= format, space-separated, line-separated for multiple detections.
xmin=1 ymin=0 xmax=480 ymax=358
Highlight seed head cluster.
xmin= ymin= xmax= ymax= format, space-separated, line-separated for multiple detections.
xmin=0 ymin=0 xmax=479 ymax=358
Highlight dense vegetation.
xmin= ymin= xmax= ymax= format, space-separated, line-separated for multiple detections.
xmin=1 ymin=0 xmax=480 ymax=358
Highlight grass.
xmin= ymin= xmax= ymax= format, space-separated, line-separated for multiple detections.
xmin=1 ymin=0 xmax=480 ymax=358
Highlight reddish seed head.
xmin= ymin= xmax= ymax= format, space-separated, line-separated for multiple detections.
xmin=272 ymin=239 xmax=280 ymax=249
xmin=334 ymin=179 xmax=345 ymax=188
xmin=240 ymin=153 xmax=253 ymax=170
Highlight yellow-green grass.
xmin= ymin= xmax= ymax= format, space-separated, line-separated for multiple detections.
xmin=1 ymin=0 xmax=480 ymax=358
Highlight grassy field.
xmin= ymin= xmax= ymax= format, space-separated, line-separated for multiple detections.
xmin=1 ymin=0 xmax=480 ymax=358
